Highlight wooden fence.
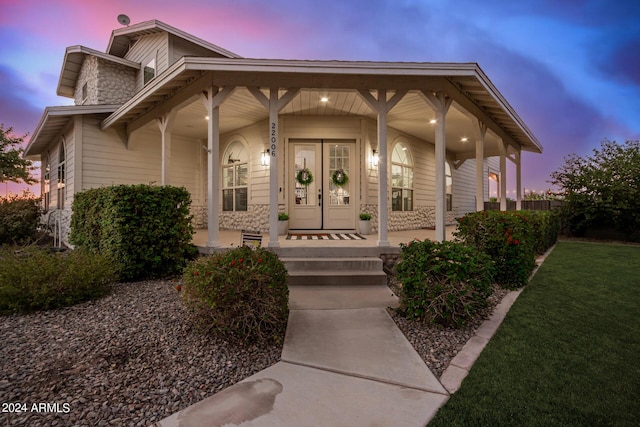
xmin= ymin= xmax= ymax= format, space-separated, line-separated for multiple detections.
xmin=484 ymin=200 xmax=564 ymax=211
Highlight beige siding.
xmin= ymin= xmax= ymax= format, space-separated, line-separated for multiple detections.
xmin=219 ymin=120 xmax=270 ymax=205
xmin=452 ymin=159 xmax=477 ymax=216
xmin=170 ymin=134 xmax=200 ymax=202
xmin=124 ymin=32 xmax=169 ymax=92
xmin=169 ymin=35 xmax=227 ymax=63
xmin=81 ymin=118 xmax=161 ymax=189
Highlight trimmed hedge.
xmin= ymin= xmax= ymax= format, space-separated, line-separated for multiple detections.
xmin=182 ymin=245 xmax=289 ymax=345
xmin=69 ymin=185 xmax=196 ymax=281
xmin=0 ymin=194 xmax=41 ymax=245
xmin=522 ymin=210 xmax=561 ymax=254
xmin=396 ymin=239 xmax=495 ymax=327
xmin=455 ymin=210 xmax=536 ymax=289
xmin=0 ymin=246 xmax=116 ymax=314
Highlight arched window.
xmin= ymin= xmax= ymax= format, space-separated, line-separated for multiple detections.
xmin=446 ymin=161 xmax=453 ymax=211
xmin=391 ymin=141 xmax=413 ymax=211
xmin=43 ymin=153 xmax=51 ymax=210
xmin=222 ymin=140 xmax=248 ymax=212
xmin=57 ymin=142 xmax=66 ymax=209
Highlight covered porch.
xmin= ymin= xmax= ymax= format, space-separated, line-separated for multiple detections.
xmin=193 ymin=226 xmax=457 ymax=255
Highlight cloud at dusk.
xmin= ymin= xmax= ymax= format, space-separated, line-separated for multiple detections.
xmin=1 ymin=0 xmax=638 ymax=198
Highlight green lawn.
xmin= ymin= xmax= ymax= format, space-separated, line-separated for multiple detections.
xmin=430 ymin=241 xmax=640 ymax=427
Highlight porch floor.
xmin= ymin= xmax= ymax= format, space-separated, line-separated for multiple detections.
xmin=192 ymin=226 xmax=458 ymax=250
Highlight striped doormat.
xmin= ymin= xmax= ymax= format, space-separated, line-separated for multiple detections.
xmin=286 ymin=233 xmax=365 ymax=240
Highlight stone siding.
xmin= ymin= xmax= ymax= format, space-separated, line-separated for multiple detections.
xmin=360 ymin=204 xmax=458 ymax=232
xmin=74 ymin=57 xmax=136 ymax=105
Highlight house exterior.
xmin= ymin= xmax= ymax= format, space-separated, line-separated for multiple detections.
xmin=24 ymin=19 xmax=542 ymax=249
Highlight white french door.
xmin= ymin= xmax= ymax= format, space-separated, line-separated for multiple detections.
xmin=289 ymin=139 xmax=356 ymax=230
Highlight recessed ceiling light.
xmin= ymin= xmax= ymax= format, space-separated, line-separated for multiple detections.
xmin=430 ymin=119 xmax=437 ymax=124
xmin=320 ymin=96 xmax=329 ymax=103
xmin=205 ymin=116 xmax=209 ymax=120
xmin=461 ymin=137 xmax=468 ymax=142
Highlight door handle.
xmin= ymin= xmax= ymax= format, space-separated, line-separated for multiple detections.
xmin=318 ymin=193 xmax=322 ymax=207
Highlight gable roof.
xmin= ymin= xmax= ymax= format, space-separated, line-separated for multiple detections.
xmin=57 ymin=46 xmax=140 ymax=98
xmin=107 ymin=19 xmax=241 ymax=59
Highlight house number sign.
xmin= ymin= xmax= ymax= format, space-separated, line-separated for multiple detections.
xmin=270 ymin=121 xmax=277 ymax=157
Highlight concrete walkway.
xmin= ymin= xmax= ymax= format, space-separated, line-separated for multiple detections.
xmin=156 ymin=285 xmax=450 ymax=426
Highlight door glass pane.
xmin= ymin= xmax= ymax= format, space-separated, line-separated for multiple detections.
xmin=294 ymin=145 xmax=316 ymax=206
xmin=329 ymin=144 xmax=350 ymax=206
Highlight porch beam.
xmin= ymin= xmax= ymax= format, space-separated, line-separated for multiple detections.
xmin=357 ymin=89 xmax=407 ymax=247
xmin=498 ymin=139 xmax=508 ymax=211
xmin=420 ymin=90 xmax=452 ymax=242
xmin=473 ymin=119 xmax=487 ymax=212
xmin=515 ymin=147 xmax=522 ymax=210
xmin=156 ymin=110 xmax=177 ymax=186
xmin=200 ymin=86 xmax=236 ymax=248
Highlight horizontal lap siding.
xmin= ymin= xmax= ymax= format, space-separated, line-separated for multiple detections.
xmin=125 ymin=33 xmax=169 ymax=92
xmin=453 ymin=160 xmax=477 ymax=216
xmin=82 ymin=119 xmax=161 ymax=189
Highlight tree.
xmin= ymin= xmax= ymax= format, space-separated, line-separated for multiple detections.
xmin=0 ymin=123 xmax=37 ymax=185
xmin=550 ymin=139 xmax=640 ymax=240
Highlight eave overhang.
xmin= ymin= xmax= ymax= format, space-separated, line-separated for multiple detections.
xmin=24 ymin=105 xmax=120 ymax=159
xmin=101 ymin=57 xmax=542 ymax=154
xmin=107 ymin=19 xmax=241 ymax=59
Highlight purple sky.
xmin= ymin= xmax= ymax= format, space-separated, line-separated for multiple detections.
xmin=1 ymin=0 xmax=639 ymax=197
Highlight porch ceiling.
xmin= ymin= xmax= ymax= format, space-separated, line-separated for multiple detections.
xmin=101 ymin=57 xmax=541 ymax=157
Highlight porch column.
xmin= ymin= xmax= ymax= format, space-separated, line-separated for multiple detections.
xmin=499 ymin=140 xmax=507 ymax=211
xmin=357 ymin=89 xmax=407 ymax=247
xmin=248 ymin=87 xmax=299 ymax=248
xmin=473 ymin=119 xmax=487 ymax=212
xmin=515 ymin=147 xmax=522 ymax=210
xmin=421 ymin=91 xmax=452 ymax=242
xmin=157 ymin=110 xmax=176 ymax=186
xmin=201 ymin=86 xmax=235 ymax=248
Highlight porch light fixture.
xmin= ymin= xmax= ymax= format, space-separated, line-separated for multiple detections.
xmin=261 ymin=149 xmax=270 ymax=166
xmin=372 ymin=149 xmax=379 ymax=167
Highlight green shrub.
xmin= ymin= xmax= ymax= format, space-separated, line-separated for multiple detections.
xmin=521 ymin=210 xmax=561 ymax=254
xmin=0 ymin=246 xmax=116 ymax=314
xmin=395 ymin=240 xmax=495 ymax=327
xmin=182 ymin=246 xmax=289 ymax=345
xmin=69 ymin=184 xmax=195 ymax=281
xmin=455 ymin=211 xmax=536 ymax=289
xmin=278 ymin=212 xmax=289 ymax=221
xmin=0 ymin=194 xmax=41 ymax=245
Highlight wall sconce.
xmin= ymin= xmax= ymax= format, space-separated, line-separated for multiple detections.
xmin=261 ymin=149 xmax=270 ymax=166
xmin=372 ymin=149 xmax=379 ymax=167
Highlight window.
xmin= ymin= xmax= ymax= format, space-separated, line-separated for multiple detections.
xmin=222 ymin=141 xmax=248 ymax=212
xmin=43 ymin=154 xmax=51 ymax=210
xmin=57 ymin=143 xmax=66 ymax=209
xmin=391 ymin=142 xmax=413 ymax=211
xmin=143 ymin=58 xmax=156 ymax=85
xmin=446 ymin=161 xmax=453 ymax=211
xmin=81 ymin=82 xmax=88 ymax=104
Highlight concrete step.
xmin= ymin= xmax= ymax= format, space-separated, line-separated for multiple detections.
xmin=281 ymin=257 xmax=383 ymax=272
xmin=282 ymin=257 xmax=387 ymax=287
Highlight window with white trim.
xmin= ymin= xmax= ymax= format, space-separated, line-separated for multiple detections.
xmin=143 ymin=58 xmax=156 ymax=85
xmin=446 ymin=161 xmax=453 ymax=211
xmin=43 ymin=154 xmax=51 ymax=210
xmin=57 ymin=143 xmax=66 ymax=209
xmin=391 ymin=142 xmax=413 ymax=211
xmin=222 ymin=141 xmax=248 ymax=212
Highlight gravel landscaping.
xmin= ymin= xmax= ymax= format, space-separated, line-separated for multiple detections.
xmin=1 ymin=277 xmax=509 ymax=426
